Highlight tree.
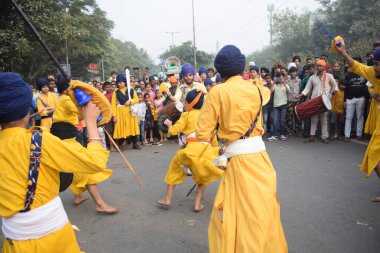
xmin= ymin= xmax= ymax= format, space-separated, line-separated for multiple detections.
xmin=0 ymin=0 xmax=114 ymax=81
xmin=248 ymin=0 xmax=380 ymax=68
xmin=102 ymin=38 xmax=157 ymax=80
xmin=159 ymin=41 xmax=215 ymax=70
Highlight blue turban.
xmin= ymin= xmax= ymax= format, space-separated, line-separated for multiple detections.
xmin=157 ymin=72 xmax=167 ymax=80
xmin=116 ymin=74 xmax=127 ymax=83
xmin=374 ymin=48 xmax=380 ymax=62
xmin=204 ymin=78 xmax=213 ymax=86
xmin=199 ymin=67 xmax=207 ymax=75
xmin=249 ymin=66 xmax=260 ymax=73
xmin=37 ymin=78 xmax=49 ymax=91
xmin=214 ymin=45 xmax=246 ymax=78
xmin=186 ymin=89 xmax=204 ymax=110
xmin=181 ymin=63 xmax=195 ymax=77
xmin=0 ymin=72 xmax=32 ymax=123
xmin=57 ymin=74 xmax=70 ymax=93
xmin=215 ymin=75 xmax=222 ymax=83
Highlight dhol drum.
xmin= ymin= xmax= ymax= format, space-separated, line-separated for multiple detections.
xmin=295 ymin=94 xmax=331 ymax=120
xmin=157 ymin=102 xmax=183 ymax=133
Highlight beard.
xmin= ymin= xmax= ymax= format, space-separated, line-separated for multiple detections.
xmin=184 ymin=78 xmax=193 ymax=85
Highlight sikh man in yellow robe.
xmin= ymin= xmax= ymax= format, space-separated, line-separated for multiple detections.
xmin=0 ymin=72 xmax=109 ymax=253
xmin=51 ymin=76 xmax=118 ymax=214
xmin=157 ymin=83 xmax=222 ymax=212
xmin=196 ymin=45 xmax=288 ymax=253
xmin=336 ymin=45 xmax=380 ymax=202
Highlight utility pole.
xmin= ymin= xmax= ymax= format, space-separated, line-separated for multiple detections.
xmin=267 ymin=4 xmax=274 ymax=47
xmin=216 ymin=40 xmax=219 ymax=53
xmin=165 ymin=31 xmax=179 ymax=47
xmin=192 ymin=0 xmax=197 ymax=70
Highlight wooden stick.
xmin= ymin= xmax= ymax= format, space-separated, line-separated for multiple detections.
xmin=103 ymin=127 xmax=142 ymax=186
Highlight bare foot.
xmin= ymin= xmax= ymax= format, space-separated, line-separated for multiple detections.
xmin=73 ymin=195 xmax=89 ymax=206
xmin=370 ymin=196 xmax=380 ymax=202
xmin=96 ymin=203 xmax=119 ymax=214
xmin=194 ymin=203 xmax=204 ymax=212
xmin=158 ymin=199 xmax=171 ymax=207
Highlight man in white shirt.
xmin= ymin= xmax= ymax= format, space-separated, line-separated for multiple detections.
xmin=297 ymin=60 xmax=338 ymax=143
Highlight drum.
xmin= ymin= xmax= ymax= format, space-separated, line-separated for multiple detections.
xmin=295 ymin=94 xmax=331 ymax=120
xmin=157 ymin=102 xmax=183 ymax=133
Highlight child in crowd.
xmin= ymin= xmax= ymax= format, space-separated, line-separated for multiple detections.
xmin=263 ymin=74 xmax=274 ymax=137
xmin=154 ymin=91 xmax=167 ymax=142
xmin=36 ymin=78 xmax=57 ymax=132
xmin=331 ymin=79 xmax=346 ymax=140
xmin=136 ymin=93 xmax=147 ymax=145
xmin=102 ymin=81 xmax=115 ymax=151
xmin=144 ymin=83 xmax=155 ymax=102
xmin=144 ymin=93 xmax=155 ymax=144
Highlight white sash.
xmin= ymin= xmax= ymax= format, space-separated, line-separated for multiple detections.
xmin=212 ymin=136 xmax=266 ymax=169
xmin=2 ymin=196 xmax=69 ymax=241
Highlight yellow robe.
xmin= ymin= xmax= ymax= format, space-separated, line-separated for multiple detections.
xmin=196 ymin=75 xmax=287 ymax=253
xmin=36 ymin=92 xmax=58 ymax=132
xmin=164 ymin=109 xmax=222 ymax=185
xmin=364 ymin=86 xmax=380 ymax=135
xmin=0 ymin=127 xmax=109 ymax=253
xmin=349 ymin=61 xmax=380 ymax=176
xmin=52 ymin=94 xmax=112 ymax=195
xmin=112 ymin=88 xmax=140 ymax=138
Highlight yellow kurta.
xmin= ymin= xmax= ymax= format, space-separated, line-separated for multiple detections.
xmin=331 ymin=89 xmax=345 ymax=114
xmin=0 ymin=127 xmax=109 ymax=253
xmin=53 ymin=94 xmax=79 ymax=127
xmin=164 ymin=110 xmax=223 ymax=185
xmin=349 ymin=61 xmax=380 ymax=176
xmin=196 ymin=75 xmax=287 ymax=253
xmin=112 ymin=88 xmax=140 ymax=138
xmin=52 ymin=95 xmax=112 ymax=195
xmin=364 ymin=86 xmax=380 ymax=135
xmin=36 ymin=92 xmax=58 ymax=132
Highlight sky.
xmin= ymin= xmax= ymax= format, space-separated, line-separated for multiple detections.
xmin=96 ymin=0 xmax=321 ymax=63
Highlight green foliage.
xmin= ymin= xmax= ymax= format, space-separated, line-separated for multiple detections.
xmin=159 ymin=41 xmax=215 ymax=69
xmin=0 ymin=0 xmax=156 ymax=82
xmin=102 ymin=38 xmax=157 ymax=79
xmin=250 ymin=0 xmax=379 ymax=67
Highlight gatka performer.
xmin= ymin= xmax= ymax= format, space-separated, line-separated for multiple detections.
xmin=196 ymin=45 xmax=288 ymax=253
xmin=0 ymin=72 xmax=109 ymax=253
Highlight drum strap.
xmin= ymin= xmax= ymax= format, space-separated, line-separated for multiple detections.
xmin=321 ymin=71 xmax=327 ymax=94
xmin=240 ymin=85 xmax=263 ymax=139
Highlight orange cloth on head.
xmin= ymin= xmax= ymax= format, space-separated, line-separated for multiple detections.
xmin=169 ymin=76 xmax=177 ymax=84
xmin=316 ymin=60 xmax=326 ymax=67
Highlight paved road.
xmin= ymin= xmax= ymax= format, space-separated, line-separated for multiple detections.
xmin=2 ymin=137 xmax=380 ymax=253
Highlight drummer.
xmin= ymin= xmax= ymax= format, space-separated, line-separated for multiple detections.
xmin=165 ymin=63 xmax=207 ymax=107
xmin=296 ymin=60 xmax=337 ymax=144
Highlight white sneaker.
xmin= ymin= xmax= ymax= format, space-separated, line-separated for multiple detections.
xmin=280 ymin=135 xmax=288 ymax=141
xmin=268 ymin=136 xmax=278 ymax=141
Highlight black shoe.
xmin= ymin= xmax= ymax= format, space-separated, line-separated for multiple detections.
xmin=133 ymin=143 xmax=141 ymax=150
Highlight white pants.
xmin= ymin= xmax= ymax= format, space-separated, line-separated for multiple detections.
xmin=345 ymin=97 xmax=365 ymax=138
xmin=310 ymin=112 xmax=328 ymax=139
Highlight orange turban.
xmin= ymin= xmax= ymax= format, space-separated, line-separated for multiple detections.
xmin=316 ymin=60 xmax=326 ymax=67
xmin=169 ymin=76 xmax=177 ymax=84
